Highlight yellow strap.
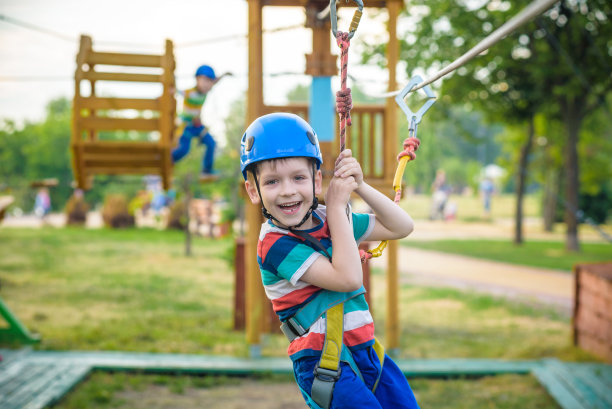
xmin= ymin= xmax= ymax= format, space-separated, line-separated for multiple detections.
xmin=371 ymin=337 xmax=386 ymax=393
xmin=318 ymin=303 xmax=344 ymax=371
xmin=373 ymin=337 xmax=385 ymax=366
xmin=393 ymin=155 xmax=411 ymax=192
xmin=366 ymin=155 xmax=412 ymax=259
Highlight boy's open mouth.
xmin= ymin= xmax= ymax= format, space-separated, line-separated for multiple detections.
xmin=278 ymin=201 xmax=302 ymax=215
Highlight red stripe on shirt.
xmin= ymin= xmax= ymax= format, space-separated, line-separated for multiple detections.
xmin=343 ymin=322 xmax=375 ymax=347
xmin=271 ymin=286 xmax=320 ymax=312
xmin=287 ymin=332 xmax=325 ymax=356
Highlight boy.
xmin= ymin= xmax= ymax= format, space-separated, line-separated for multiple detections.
xmin=240 ymin=96 xmax=420 ymax=409
xmin=172 ymin=64 xmax=230 ymax=175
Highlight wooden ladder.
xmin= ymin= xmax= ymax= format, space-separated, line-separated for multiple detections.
xmin=71 ymin=35 xmax=176 ymax=190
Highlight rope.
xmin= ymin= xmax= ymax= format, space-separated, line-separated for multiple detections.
xmin=336 ymin=32 xmax=352 ymax=152
xmin=378 ymin=0 xmax=559 ymax=97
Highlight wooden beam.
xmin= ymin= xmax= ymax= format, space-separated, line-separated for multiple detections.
xmin=85 ymin=166 xmax=161 ymax=175
xmin=78 ymin=117 xmax=159 ymax=131
xmin=76 ymin=97 xmax=160 ymax=111
xmin=87 ymin=52 xmax=162 ymax=67
xmin=81 ymin=71 xmax=162 ymax=83
xmin=257 ymin=0 xmax=390 ymax=8
xmin=80 ymin=141 xmax=162 ymax=152
xmin=246 ymin=0 xmax=264 ymax=355
xmin=386 ymin=0 xmax=401 ymax=355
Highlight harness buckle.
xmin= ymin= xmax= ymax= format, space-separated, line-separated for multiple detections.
xmin=314 ymin=364 xmax=342 ymax=382
xmin=280 ymin=317 xmax=307 ymax=341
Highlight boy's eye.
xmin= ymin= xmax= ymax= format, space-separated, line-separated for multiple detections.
xmin=294 ymin=175 xmax=307 ymax=181
xmin=263 ymin=179 xmax=277 ymax=185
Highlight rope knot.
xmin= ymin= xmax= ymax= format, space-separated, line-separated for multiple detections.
xmin=397 ymin=137 xmax=420 ymax=161
xmin=359 ymin=248 xmax=373 ymax=263
xmin=336 ymin=31 xmax=350 ymax=49
xmin=336 ymin=88 xmax=353 ymax=115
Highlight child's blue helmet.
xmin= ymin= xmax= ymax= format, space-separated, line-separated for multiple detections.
xmin=240 ymin=113 xmax=322 ymax=180
xmin=195 ymin=65 xmax=216 ymax=80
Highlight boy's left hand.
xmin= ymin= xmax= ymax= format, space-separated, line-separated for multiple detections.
xmin=334 ymin=149 xmax=363 ymax=188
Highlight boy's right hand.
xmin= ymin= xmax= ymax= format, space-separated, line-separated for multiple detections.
xmin=325 ymin=173 xmax=358 ymax=210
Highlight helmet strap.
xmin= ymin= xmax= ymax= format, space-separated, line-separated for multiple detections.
xmin=250 ymin=161 xmax=319 ymax=230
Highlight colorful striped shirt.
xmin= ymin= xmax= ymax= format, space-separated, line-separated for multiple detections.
xmin=178 ymin=87 xmax=207 ymax=123
xmin=257 ymin=205 xmax=376 ymax=361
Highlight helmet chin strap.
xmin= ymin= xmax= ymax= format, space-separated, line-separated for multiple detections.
xmin=251 ymin=162 xmax=318 ymax=230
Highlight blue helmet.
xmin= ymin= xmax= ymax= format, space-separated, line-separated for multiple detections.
xmin=240 ymin=113 xmax=323 ymax=180
xmin=195 ymin=65 xmax=216 ymax=80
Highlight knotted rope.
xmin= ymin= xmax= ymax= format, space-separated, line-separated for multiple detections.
xmin=335 ymin=31 xmax=352 ymax=152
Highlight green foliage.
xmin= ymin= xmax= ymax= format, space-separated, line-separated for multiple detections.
xmin=0 ymin=97 xmax=73 ymax=211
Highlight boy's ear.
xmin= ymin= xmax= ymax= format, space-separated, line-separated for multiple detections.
xmin=244 ymin=180 xmax=261 ymax=204
xmin=314 ymin=169 xmax=323 ymax=196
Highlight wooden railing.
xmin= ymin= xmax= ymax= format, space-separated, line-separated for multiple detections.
xmin=261 ymin=103 xmax=392 ymax=193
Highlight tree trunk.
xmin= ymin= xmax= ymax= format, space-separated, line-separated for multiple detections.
xmin=542 ymin=166 xmax=561 ymax=232
xmin=514 ymin=118 xmax=535 ymax=245
xmin=564 ymin=109 xmax=582 ymax=252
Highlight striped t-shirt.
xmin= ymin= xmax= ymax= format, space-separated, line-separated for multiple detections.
xmin=257 ymin=205 xmax=376 ymax=361
xmin=178 ymin=87 xmax=207 ymax=123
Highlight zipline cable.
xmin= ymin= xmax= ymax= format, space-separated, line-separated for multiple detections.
xmin=379 ymin=0 xmax=559 ymax=97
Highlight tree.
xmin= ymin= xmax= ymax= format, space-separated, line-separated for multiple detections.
xmin=362 ymin=0 xmax=612 ymax=249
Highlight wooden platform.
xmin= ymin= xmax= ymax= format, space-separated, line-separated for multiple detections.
xmin=0 ymin=349 xmax=610 ymax=409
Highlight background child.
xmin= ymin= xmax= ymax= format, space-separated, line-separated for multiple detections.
xmin=240 ymin=94 xmax=421 ymax=408
xmin=172 ymin=64 xmax=231 ymax=175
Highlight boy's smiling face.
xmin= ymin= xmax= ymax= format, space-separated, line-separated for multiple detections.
xmin=245 ymin=157 xmax=322 ymax=230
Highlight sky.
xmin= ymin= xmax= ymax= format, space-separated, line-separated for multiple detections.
xmin=0 ymin=0 xmax=393 ymax=140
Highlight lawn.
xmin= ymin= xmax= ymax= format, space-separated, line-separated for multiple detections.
xmin=0 ymin=227 xmax=596 ymax=408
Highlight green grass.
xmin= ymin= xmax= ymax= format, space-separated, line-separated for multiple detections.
xmin=0 ymin=227 xmax=596 ymax=408
xmin=402 ymin=239 xmax=612 ymax=271
xmin=398 ymin=193 xmax=540 ymax=221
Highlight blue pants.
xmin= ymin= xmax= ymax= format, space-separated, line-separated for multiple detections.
xmin=293 ymin=348 xmax=420 ymax=409
xmin=171 ymin=124 xmax=216 ymax=173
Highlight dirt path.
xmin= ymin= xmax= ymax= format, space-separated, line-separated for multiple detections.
xmin=371 ymin=247 xmax=574 ymax=315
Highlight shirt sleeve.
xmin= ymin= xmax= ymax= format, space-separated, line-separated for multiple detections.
xmin=262 ymin=235 xmax=322 ymax=286
xmin=352 ymin=212 xmax=375 ymax=243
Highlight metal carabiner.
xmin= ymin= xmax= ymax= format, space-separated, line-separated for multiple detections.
xmin=330 ymin=0 xmax=364 ymax=40
xmin=394 ymin=75 xmax=437 ymax=138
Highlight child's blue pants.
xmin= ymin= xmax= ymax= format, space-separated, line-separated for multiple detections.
xmin=293 ymin=347 xmax=420 ymax=409
xmin=171 ymin=124 xmax=216 ymax=173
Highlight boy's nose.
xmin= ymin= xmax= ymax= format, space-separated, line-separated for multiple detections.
xmin=280 ymin=179 xmax=297 ymax=195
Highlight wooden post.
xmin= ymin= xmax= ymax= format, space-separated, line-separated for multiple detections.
xmin=159 ymin=39 xmax=175 ymax=191
xmin=246 ymin=0 xmax=264 ymax=358
xmin=385 ymin=0 xmax=401 ymax=356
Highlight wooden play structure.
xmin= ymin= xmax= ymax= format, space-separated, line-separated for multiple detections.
xmin=71 ymin=35 xmax=176 ymax=190
xmin=243 ymin=0 xmax=404 ymax=356
xmin=573 ymin=262 xmax=612 ymax=363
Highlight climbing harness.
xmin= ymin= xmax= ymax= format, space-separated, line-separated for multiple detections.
xmin=279 ymin=234 xmax=386 ymax=409
xmin=361 ymin=75 xmax=436 ymax=262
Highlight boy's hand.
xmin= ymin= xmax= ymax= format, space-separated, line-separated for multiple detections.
xmin=326 ymin=173 xmax=358 ymax=210
xmin=334 ymin=149 xmax=363 ymax=188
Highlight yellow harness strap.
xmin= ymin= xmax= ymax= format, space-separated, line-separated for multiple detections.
xmin=319 ymin=303 xmax=344 ymax=370
xmin=311 ymin=304 xmax=386 ymax=409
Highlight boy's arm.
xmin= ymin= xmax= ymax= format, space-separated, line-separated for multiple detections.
xmin=212 ymin=72 xmax=233 ymax=85
xmin=356 ymin=181 xmax=414 ymax=241
xmin=299 ymin=176 xmax=364 ymax=292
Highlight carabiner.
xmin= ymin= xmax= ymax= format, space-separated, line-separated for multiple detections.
xmin=394 ymin=75 xmax=437 ymax=138
xmin=330 ymin=0 xmax=364 ymax=40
